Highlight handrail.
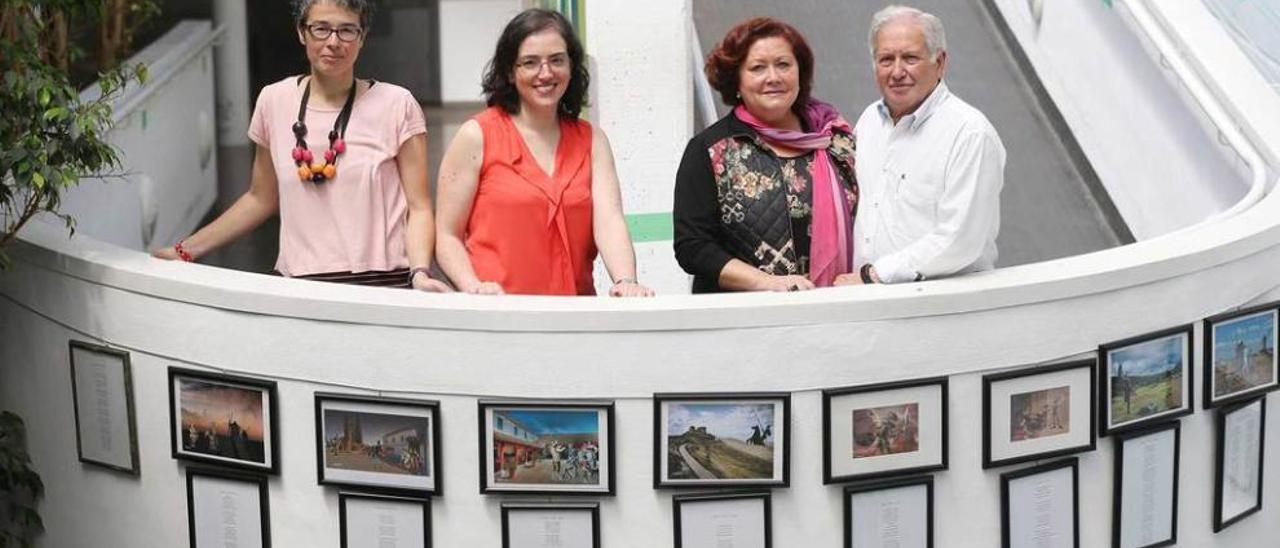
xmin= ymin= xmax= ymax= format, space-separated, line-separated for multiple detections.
xmin=1122 ymin=0 xmax=1271 ymax=229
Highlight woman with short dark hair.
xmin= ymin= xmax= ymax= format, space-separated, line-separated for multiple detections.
xmin=674 ymin=17 xmax=858 ymax=293
xmin=435 ymin=9 xmax=652 ymax=296
xmin=154 ymin=0 xmax=449 ymax=291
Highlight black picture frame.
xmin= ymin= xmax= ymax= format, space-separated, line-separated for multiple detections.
xmin=186 ymin=467 xmax=271 ymax=548
xmin=1098 ymin=325 xmax=1195 ymax=437
xmin=1000 ymin=457 xmax=1079 ymax=548
xmin=1203 ymin=301 xmax=1280 ymax=409
xmin=823 ymin=377 xmax=948 ymax=483
xmin=316 ymin=393 xmax=443 ymax=496
xmin=672 ymin=491 xmax=772 ymax=548
xmin=1111 ymin=421 xmax=1180 ymax=548
xmin=982 ymin=360 xmax=1096 ymax=469
xmin=652 ymin=392 xmax=791 ymax=489
xmin=500 ymin=502 xmax=600 ymax=548
xmin=169 ymin=367 xmax=280 ymax=474
xmin=339 ymin=492 xmax=431 ymax=548
xmin=68 ymin=340 xmax=140 ymax=475
xmin=843 ymin=475 xmax=933 ymax=548
xmin=478 ymin=400 xmax=615 ymax=495
xmin=1213 ymin=396 xmax=1267 ymax=533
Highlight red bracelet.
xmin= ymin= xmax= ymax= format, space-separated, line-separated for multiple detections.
xmin=174 ymin=240 xmax=194 ymax=262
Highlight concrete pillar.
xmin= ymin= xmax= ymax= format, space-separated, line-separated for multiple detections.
xmin=213 ymin=0 xmax=251 ymax=146
xmin=586 ymin=0 xmax=694 ymax=294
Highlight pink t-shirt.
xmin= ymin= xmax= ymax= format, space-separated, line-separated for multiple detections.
xmin=247 ymin=77 xmax=427 ymax=276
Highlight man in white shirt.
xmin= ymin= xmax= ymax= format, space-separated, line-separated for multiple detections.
xmin=838 ymin=5 xmax=1006 ymax=285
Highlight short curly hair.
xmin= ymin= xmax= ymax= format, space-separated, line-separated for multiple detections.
xmin=481 ymin=9 xmax=590 ymax=119
xmin=292 ymin=0 xmax=376 ymax=33
xmin=704 ymin=17 xmax=814 ymax=117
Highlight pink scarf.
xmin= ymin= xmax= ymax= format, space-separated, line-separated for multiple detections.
xmin=734 ymin=100 xmax=853 ymax=286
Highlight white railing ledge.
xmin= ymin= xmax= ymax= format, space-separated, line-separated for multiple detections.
xmin=11 ymin=179 xmax=1280 ymax=333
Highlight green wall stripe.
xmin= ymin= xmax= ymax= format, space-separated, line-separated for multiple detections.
xmin=625 ymin=212 xmax=673 ymax=243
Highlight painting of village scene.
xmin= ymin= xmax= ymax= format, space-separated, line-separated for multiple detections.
xmin=664 ymin=402 xmax=778 ymax=483
xmin=1108 ymin=333 xmax=1187 ymax=428
xmin=176 ymin=376 xmax=270 ymax=468
xmin=1010 ymin=386 xmax=1070 ymax=442
xmin=1211 ymin=310 xmax=1278 ymax=402
xmin=321 ymin=407 xmax=431 ymax=489
xmin=852 ymin=403 xmax=919 ymax=458
xmin=488 ymin=407 xmax=605 ymax=491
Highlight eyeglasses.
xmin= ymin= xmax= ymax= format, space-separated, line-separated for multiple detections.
xmin=515 ymin=54 xmax=570 ymax=73
xmin=304 ymin=23 xmax=363 ymax=43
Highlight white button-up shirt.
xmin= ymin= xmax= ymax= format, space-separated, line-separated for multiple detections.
xmin=853 ymin=81 xmax=1006 ymax=283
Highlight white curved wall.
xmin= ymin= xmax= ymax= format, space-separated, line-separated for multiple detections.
xmin=3 ymin=2 xmax=1280 ymax=548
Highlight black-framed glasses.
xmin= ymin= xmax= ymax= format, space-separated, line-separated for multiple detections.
xmin=304 ymin=23 xmax=363 ymax=43
xmin=515 ymin=54 xmax=570 ymax=73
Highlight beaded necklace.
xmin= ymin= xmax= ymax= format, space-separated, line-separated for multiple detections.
xmin=291 ymin=76 xmax=358 ymax=183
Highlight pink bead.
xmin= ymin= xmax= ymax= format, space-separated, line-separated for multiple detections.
xmin=291 ymin=147 xmax=304 ymax=162
xmin=333 ymin=139 xmax=346 ymax=154
xmin=302 ymin=149 xmax=314 ymax=163
xmin=324 ymin=149 xmax=337 ymax=163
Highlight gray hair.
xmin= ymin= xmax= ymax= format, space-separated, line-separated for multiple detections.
xmin=293 ymin=0 xmax=376 ymax=31
xmin=868 ymin=5 xmax=947 ymax=61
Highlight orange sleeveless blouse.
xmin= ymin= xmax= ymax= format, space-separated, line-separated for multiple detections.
xmin=466 ymin=107 xmax=597 ymax=295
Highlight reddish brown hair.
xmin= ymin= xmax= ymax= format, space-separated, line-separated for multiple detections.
xmin=705 ymin=17 xmax=815 ymax=116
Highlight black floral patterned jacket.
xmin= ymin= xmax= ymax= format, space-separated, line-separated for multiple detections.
xmin=673 ymin=113 xmax=858 ymax=293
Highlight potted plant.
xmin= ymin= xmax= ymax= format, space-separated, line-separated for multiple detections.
xmin=0 ymin=0 xmax=147 ymax=268
xmin=0 ymin=411 xmax=43 ymax=548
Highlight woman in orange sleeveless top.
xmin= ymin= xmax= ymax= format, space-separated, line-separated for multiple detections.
xmin=435 ymin=9 xmax=653 ymax=296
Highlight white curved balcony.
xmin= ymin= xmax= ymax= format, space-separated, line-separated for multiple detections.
xmin=1 ymin=1 xmax=1278 ymax=547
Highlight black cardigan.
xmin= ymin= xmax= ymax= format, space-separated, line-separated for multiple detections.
xmin=672 ymin=113 xmax=856 ymax=293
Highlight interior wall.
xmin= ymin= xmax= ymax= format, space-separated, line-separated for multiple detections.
xmin=988 ymin=0 xmax=1250 ymax=239
xmin=439 ymin=0 xmax=522 ymax=102
xmin=1 ymin=235 xmax=1277 ymax=547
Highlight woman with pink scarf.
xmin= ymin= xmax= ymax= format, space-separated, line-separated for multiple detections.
xmin=674 ymin=17 xmax=857 ymax=293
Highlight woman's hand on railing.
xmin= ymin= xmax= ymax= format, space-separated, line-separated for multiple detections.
xmin=411 ymin=271 xmax=453 ymax=293
xmin=463 ymin=281 xmax=505 ymax=295
xmin=150 ymin=246 xmax=182 ymax=261
xmin=757 ymin=274 xmax=816 ymax=292
xmin=609 ymin=279 xmax=655 ymax=297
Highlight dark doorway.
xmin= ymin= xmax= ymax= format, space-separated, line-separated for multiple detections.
xmin=247 ymin=0 xmax=442 ymax=104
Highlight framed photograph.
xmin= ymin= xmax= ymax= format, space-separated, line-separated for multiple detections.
xmin=673 ymin=491 xmax=771 ymax=548
xmin=844 ymin=475 xmax=933 ymax=548
xmin=68 ymin=340 xmax=140 ymax=474
xmin=823 ymin=378 xmax=947 ymax=483
xmin=1204 ymin=303 xmax=1279 ymax=409
xmin=653 ymin=392 xmax=789 ymax=489
xmin=1111 ymin=421 xmax=1179 ymax=548
xmin=316 ymin=394 xmax=442 ymax=496
xmin=500 ymin=502 xmax=599 ymax=548
xmin=1098 ymin=326 xmax=1194 ymax=436
xmin=479 ymin=401 xmax=614 ymax=495
xmin=1213 ymin=396 xmax=1266 ymax=532
xmin=1000 ymin=458 xmax=1079 ymax=548
xmin=169 ymin=367 xmax=279 ymax=474
xmin=186 ymin=468 xmax=270 ymax=548
xmin=983 ymin=360 xmax=1096 ymax=469
xmin=339 ymin=492 xmax=430 ymax=548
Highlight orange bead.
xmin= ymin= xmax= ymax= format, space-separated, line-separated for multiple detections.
xmin=297 ymin=166 xmax=312 ymax=181
xmin=311 ymin=163 xmax=326 ymax=174
xmin=322 ymin=164 xmax=337 ymax=179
